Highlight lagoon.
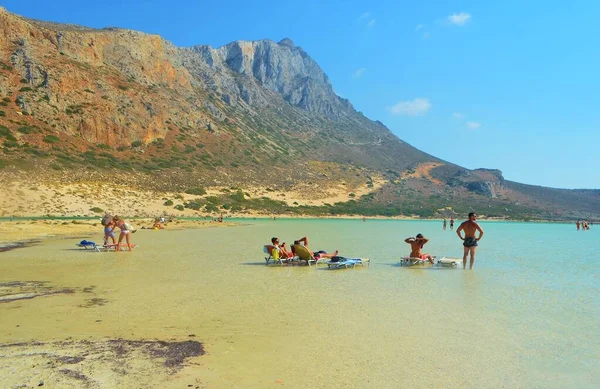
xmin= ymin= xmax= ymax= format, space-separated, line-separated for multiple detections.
xmin=1 ymin=219 xmax=599 ymax=388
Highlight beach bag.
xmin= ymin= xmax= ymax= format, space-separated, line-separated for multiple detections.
xmin=101 ymin=214 xmax=112 ymax=226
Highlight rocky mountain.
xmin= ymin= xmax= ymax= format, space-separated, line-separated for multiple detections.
xmin=1 ymin=7 xmax=598 ymax=220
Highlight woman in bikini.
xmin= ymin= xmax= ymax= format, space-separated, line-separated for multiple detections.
xmin=111 ymin=216 xmax=135 ymax=252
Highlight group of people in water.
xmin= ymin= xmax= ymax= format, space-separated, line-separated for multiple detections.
xmin=266 ymin=213 xmax=484 ymax=270
xmin=576 ymin=220 xmax=592 ymax=230
xmin=266 ymin=236 xmax=339 ymax=263
xmin=405 ymin=212 xmax=484 ymax=269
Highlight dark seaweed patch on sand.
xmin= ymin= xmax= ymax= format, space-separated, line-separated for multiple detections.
xmin=78 ymin=298 xmax=108 ymax=308
xmin=107 ymin=339 xmax=205 ymax=368
xmin=0 ymin=339 xmax=205 ymax=387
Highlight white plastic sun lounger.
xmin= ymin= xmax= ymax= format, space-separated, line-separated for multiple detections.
xmin=400 ymin=256 xmax=436 ymax=266
xmin=326 ymin=257 xmax=370 ymax=269
xmin=436 ymin=257 xmax=461 ymax=268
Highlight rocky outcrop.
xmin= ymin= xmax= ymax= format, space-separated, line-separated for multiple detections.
xmin=181 ymin=38 xmax=351 ymax=118
xmin=447 ymin=169 xmax=505 ymax=198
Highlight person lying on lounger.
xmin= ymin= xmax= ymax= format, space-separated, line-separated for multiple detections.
xmin=404 ymin=233 xmax=434 ymax=264
xmin=291 ymin=236 xmax=338 ymax=262
xmin=266 ymin=237 xmax=294 ymax=259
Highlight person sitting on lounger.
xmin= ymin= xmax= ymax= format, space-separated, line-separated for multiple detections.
xmin=152 ymin=218 xmax=165 ymax=229
xmin=266 ymin=237 xmax=293 ymax=259
xmin=404 ymin=233 xmax=434 ymax=264
xmin=291 ymin=236 xmax=338 ymax=263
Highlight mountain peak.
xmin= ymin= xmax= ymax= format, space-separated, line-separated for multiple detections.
xmin=277 ymin=38 xmax=295 ymax=48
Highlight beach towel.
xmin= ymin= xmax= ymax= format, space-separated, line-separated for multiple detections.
xmin=78 ymin=240 xmax=96 ymax=246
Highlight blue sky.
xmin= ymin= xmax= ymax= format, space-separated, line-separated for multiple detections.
xmin=2 ymin=0 xmax=599 ymax=189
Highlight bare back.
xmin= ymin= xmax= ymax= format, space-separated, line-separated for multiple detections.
xmin=457 ymin=220 xmax=482 ymax=238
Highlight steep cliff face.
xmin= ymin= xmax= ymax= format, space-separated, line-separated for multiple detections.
xmin=180 ymin=38 xmax=352 ymax=118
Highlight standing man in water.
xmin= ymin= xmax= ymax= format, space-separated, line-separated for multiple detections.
xmin=456 ymin=212 xmax=484 ymax=269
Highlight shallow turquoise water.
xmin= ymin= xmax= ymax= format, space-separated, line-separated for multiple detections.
xmin=1 ymin=219 xmax=598 ymax=388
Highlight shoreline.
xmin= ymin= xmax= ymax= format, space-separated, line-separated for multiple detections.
xmin=0 ymin=216 xmax=575 ymax=247
xmin=0 ymin=218 xmax=238 ymax=246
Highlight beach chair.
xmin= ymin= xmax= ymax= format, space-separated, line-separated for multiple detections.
xmin=263 ymin=245 xmax=298 ymax=266
xmin=76 ymin=240 xmax=101 ymax=252
xmin=400 ymin=256 xmax=436 ymax=266
xmin=326 ymin=256 xmax=370 ymax=269
xmin=289 ymin=244 xmax=318 ymax=267
xmin=436 ymin=257 xmax=461 ymax=268
xmin=101 ymin=243 xmax=139 ymax=252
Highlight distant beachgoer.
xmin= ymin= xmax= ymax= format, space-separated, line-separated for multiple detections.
xmin=152 ymin=219 xmax=164 ymax=229
xmin=456 ymin=212 xmax=484 ymax=270
xmin=576 ymin=220 xmax=581 ymax=230
xmin=443 ymin=219 xmax=447 ymax=230
xmin=404 ymin=233 xmax=434 ymax=264
xmin=291 ymin=236 xmax=338 ymax=263
xmin=111 ymin=216 xmax=135 ymax=251
xmin=450 ymin=218 xmax=455 ymax=229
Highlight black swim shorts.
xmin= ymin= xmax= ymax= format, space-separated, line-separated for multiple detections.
xmin=463 ymin=237 xmax=478 ymax=247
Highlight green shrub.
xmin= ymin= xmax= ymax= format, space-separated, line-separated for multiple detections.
xmin=163 ymin=200 xmax=174 ymax=206
xmin=174 ymin=204 xmax=184 ymax=211
xmin=0 ymin=125 xmax=16 ymax=141
xmin=2 ymin=98 xmax=10 ymax=102
xmin=184 ymin=187 xmax=206 ymax=196
xmin=0 ymin=110 xmax=5 ymax=117
xmin=89 ymin=207 xmax=104 ymax=213
xmin=131 ymin=140 xmax=143 ymax=148
xmin=3 ymin=140 xmax=18 ymax=148
xmin=17 ymin=126 xmax=34 ymax=134
xmin=97 ymin=143 xmax=111 ymax=150
xmin=43 ymin=135 xmax=60 ymax=143
xmin=19 ymin=87 xmax=33 ymax=92
xmin=20 ymin=78 xmax=29 ymax=84
xmin=118 ymin=85 xmax=128 ymax=91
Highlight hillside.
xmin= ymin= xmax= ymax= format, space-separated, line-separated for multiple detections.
xmin=0 ymin=7 xmax=598 ymax=220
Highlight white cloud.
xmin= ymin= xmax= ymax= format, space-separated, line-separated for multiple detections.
xmin=388 ymin=98 xmax=431 ymax=116
xmin=466 ymin=121 xmax=481 ymax=129
xmin=422 ymin=32 xmax=431 ymax=39
xmin=452 ymin=112 xmax=465 ymax=119
xmin=367 ymin=19 xmax=376 ymax=28
xmin=352 ymin=68 xmax=366 ymax=79
xmin=358 ymin=12 xmax=371 ymax=21
xmin=447 ymin=12 xmax=472 ymax=26
xmin=415 ymin=24 xmax=425 ymax=31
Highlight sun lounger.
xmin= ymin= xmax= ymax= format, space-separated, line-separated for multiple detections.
xmin=400 ymin=256 xmax=436 ymax=266
xmin=101 ymin=243 xmax=139 ymax=252
xmin=76 ymin=240 xmax=100 ymax=251
xmin=263 ymin=245 xmax=299 ymax=266
xmin=326 ymin=256 xmax=370 ymax=269
xmin=436 ymin=257 xmax=461 ymax=268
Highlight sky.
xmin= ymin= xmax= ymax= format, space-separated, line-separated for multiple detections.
xmin=2 ymin=0 xmax=599 ymax=189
